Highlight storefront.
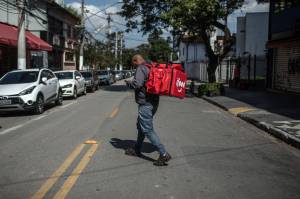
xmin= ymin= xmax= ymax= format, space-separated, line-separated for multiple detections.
xmin=268 ymin=38 xmax=300 ymax=93
xmin=0 ymin=22 xmax=52 ymax=77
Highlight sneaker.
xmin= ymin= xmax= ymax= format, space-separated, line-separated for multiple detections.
xmin=153 ymin=153 xmax=172 ymax=166
xmin=125 ymin=148 xmax=141 ymax=157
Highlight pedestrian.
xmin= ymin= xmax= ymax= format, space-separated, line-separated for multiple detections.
xmin=125 ymin=54 xmax=172 ymax=166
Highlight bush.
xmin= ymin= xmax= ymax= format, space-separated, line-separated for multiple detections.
xmin=198 ymin=83 xmax=225 ymax=97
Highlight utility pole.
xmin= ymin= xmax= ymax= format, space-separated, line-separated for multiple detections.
xmin=17 ymin=0 xmax=26 ymax=70
xmin=115 ymin=31 xmax=118 ymax=71
xmin=120 ymin=32 xmax=123 ymax=71
xmin=107 ymin=14 xmax=112 ymax=35
xmin=79 ymin=0 xmax=85 ymax=70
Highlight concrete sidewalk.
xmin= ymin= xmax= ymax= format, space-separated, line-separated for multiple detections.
xmin=201 ymin=87 xmax=300 ymax=149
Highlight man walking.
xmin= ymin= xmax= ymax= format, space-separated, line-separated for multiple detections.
xmin=125 ymin=54 xmax=171 ymax=166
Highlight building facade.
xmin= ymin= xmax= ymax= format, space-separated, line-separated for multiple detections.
xmin=267 ymin=0 xmax=300 ymax=93
xmin=178 ymin=35 xmax=208 ymax=81
xmin=0 ymin=0 xmax=50 ymax=76
xmin=46 ymin=0 xmax=80 ymax=71
xmin=0 ymin=0 xmax=80 ymax=77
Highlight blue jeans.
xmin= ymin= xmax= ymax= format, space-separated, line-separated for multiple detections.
xmin=135 ymin=103 xmax=166 ymax=155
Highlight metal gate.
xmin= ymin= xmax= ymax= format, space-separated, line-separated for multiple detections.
xmin=274 ymin=46 xmax=300 ymax=93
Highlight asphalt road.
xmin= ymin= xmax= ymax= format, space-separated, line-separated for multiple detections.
xmin=0 ymin=80 xmax=300 ymax=199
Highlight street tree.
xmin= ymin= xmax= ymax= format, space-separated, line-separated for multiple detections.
xmin=84 ymin=41 xmax=117 ymax=70
xmin=121 ymin=0 xmax=244 ymax=82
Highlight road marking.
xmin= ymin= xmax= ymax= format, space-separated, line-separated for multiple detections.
xmin=85 ymin=140 xmax=98 ymax=144
xmin=32 ymin=115 xmax=47 ymax=121
xmin=31 ymin=144 xmax=85 ymax=199
xmin=0 ymin=124 xmax=24 ymax=135
xmin=0 ymin=102 xmax=76 ymax=135
xmin=228 ymin=107 xmax=255 ymax=116
xmin=60 ymin=101 xmax=77 ymax=109
xmin=53 ymin=143 xmax=99 ymax=199
xmin=109 ymin=107 xmax=119 ymax=118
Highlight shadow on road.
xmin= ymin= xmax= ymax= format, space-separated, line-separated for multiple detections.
xmin=0 ymin=103 xmax=57 ymax=117
xmin=110 ymin=138 xmax=156 ymax=162
xmin=99 ymin=85 xmax=130 ymax=92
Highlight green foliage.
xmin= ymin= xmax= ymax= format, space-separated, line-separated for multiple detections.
xmin=122 ymin=35 xmax=172 ymax=68
xmin=84 ymin=41 xmax=117 ymax=70
xmin=120 ymin=0 xmax=244 ymax=82
xmin=198 ymin=83 xmax=225 ymax=97
xmin=64 ymin=5 xmax=81 ymax=20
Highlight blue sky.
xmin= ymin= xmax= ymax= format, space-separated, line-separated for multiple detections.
xmin=64 ymin=0 xmax=269 ymax=48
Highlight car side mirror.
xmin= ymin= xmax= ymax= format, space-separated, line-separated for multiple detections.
xmin=75 ymin=76 xmax=81 ymax=80
xmin=41 ymin=77 xmax=47 ymax=85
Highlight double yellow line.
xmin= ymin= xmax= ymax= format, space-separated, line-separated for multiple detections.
xmin=31 ymin=141 xmax=99 ymax=199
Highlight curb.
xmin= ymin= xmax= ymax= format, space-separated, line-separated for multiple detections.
xmin=201 ymin=96 xmax=228 ymax=111
xmin=202 ymin=96 xmax=300 ymax=150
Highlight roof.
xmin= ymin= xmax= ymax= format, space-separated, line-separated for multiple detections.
xmin=9 ymin=69 xmax=41 ymax=73
xmin=179 ymin=34 xmax=204 ymax=43
xmin=54 ymin=70 xmax=77 ymax=73
xmin=47 ymin=0 xmax=81 ymax=21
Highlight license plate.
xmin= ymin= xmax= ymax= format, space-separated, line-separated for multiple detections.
xmin=0 ymin=100 xmax=12 ymax=105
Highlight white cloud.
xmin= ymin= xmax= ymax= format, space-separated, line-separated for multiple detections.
xmin=241 ymin=0 xmax=269 ymax=13
xmin=227 ymin=1 xmax=269 ymax=33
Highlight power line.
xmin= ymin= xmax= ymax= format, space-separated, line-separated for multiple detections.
xmin=1 ymin=0 xmax=47 ymax=23
xmin=84 ymin=1 xmax=123 ymax=22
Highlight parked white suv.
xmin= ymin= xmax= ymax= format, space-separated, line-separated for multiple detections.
xmin=0 ymin=68 xmax=63 ymax=114
xmin=54 ymin=70 xmax=86 ymax=99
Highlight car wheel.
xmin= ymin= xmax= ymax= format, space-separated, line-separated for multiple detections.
xmin=73 ymin=87 xmax=77 ymax=99
xmin=34 ymin=95 xmax=44 ymax=115
xmin=55 ymin=90 xmax=63 ymax=106
xmin=83 ymin=86 xmax=87 ymax=95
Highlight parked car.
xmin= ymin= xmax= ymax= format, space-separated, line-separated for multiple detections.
xmin=114 ymin=71 xmax=123 ymax=81
xmin=97 ymin=70 xmax=114 ymax=85
xmin=124 ymin=70 xmax=132 ymax=78
xmin=54 ymin=70 xmax=86 ymax=99
xmin=0 ymin=68 xmax=63 ymax=114
xmin=80 ymin=70 xmax=99 ymax=92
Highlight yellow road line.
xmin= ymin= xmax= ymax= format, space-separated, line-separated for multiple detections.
xmin=109 ymin=107 xmax=119 ymax=118
xmin=228 ymin=107 xmax=255 ymax=116
xmin=31 ymin=144 xmax=85 ymax=199
xmin=53 ymin=143 xmax=99 ymax=199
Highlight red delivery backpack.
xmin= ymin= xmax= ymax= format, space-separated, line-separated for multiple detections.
xmin=145 ymin=62 xmax=187 ymax=99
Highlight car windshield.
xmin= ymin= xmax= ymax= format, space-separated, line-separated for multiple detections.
xmin=98 ymin=71 xmax=108 ymax=75
xmin=0 ymin=71 xmax=39 ymax=84
xmin=55 ymin=72 xmax=73 ymax=80
xmin=81 ymin=72 xmax=92 ymax=78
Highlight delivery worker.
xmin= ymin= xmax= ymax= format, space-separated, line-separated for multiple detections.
xmin=125 ymin=54 xmax=172 ymax=166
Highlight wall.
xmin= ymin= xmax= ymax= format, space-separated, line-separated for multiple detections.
xmin=0 ymin=0 xmax=48 ymax=34
xmin=245 ymin=12 xmax=269 ymax=56
xmin=236 ymin=17 xmax=246 ymax=57
xmin=236 ymin=12 xmax=269 ymax=79
xmin=179 ymin=41 xmax=208 ymax=81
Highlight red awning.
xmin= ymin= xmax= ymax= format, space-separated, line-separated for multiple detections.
xmin=0 ymin=22 xmax=52 ymax=51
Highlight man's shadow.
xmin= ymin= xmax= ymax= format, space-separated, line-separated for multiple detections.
xmin=110 ymin=138 xmax=156 ymax=162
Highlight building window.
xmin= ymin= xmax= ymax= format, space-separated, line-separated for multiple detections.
xmin=65 ymin=52 xmax=74 ymax=62
xmin=67 ymin=25 xmax=72 ymax=38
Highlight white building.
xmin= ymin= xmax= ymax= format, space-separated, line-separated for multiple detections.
xmin=178 ymin=35 xmax=208 ymax=81
xmin=236 ymin=12 xmax=269 ymax=79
